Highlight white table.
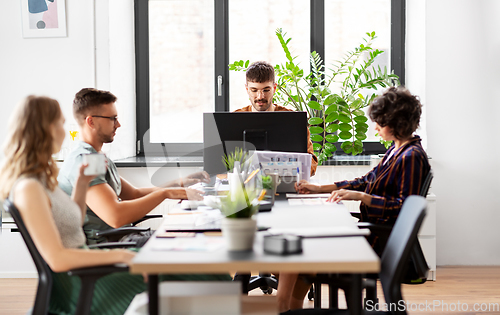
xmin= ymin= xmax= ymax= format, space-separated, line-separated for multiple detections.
xmin=130 ymin=198 xmax=380 ymax=314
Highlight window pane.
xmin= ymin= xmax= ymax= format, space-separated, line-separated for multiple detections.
xmin=228 ymin=0 xmax=310 ymax=112
xmin=325 ymin=0 xmax=391 ymax=141
xmin=149 ymin=0 xmax=214 ymax=143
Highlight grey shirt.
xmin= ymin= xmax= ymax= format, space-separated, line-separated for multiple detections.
xmin=10 ymin=178 xmax=86 ymax=249
xmin=58 ymin=141 xmax=122 ymax=243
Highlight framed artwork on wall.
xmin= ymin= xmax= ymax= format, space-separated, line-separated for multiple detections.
xmin=20 ymin=0 xmax=67 ymax=38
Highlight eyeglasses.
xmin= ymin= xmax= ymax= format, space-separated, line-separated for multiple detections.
xmin=91 ymin=115 xmax=119 ymax=123
xmin=248 ymin=88 xmax=273 ymax=96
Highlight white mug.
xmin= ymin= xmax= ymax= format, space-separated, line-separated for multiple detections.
xmin=83 ymin=153 xmax=106 ymax=176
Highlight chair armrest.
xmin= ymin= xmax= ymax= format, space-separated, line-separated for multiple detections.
xmin=67 ymin=264 xmax=129 ymax=277
xmin=357 ymin=222 xmax=392 ymax=234
xmin=363 ymin=277 xmax=377 ymax=289
xmin=68 ymin=264 xmax=130 ymax=315
xmin=88 ymin=241 xmax=137 ymax=249
xmin=96 ymin=226 xmax=150 ymax=239
xmin=133 ymin=214 xmax=163 ymax=226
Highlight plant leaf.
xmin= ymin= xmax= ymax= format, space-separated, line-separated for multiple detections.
xmin=339 ymin=123 xmax=352 ymax=132
xmin=318 ymin=153 xmax=327 ymax=165
xmin=355 ymin=124 xmax=369 ymax=133
xmin=325 ymin=134 xmax=339 ymax=143
xmin=325 ymin=104 xmax=338 ymax=115
xmin=310 ymin=134 xmax=324 ymax=142
xmin=325 ymin=112 xmax=338 ymax=123
xmin=353 ymin=140 xmax=363 ymax=155
xmin=350 ymin=98 xmax=363 ymax=109
xmin=338 ymin=106 xmax=351 ymax=116
xmin=338 ymin=113 xmax=351 ymax=123
xmin=324 ymin=94 xmax=336 ymax=106
xmin=324 ymin=143 xmax=336 ymax=152
xmin=334 ymin=96 xmax=348 ymax=107
xmin=312 ymin=143 xmax=322 ymax=151
xmin=308 ymin=117 xmax=323 ymax=125
xmin=355 ymin=132 xmax=367 ymax=140
xmin=354 ymin=115 xmax=368 ymax=123
xmin=325 ymin=124 xmax=339 ymax=133
xmin=309 ymin=126 xmax=324 ymax=134
xmin=353 ymin=109 xmax=365 ymax=116
xmin=341 ymin=141 xmax=353 ymax=154
xmin=339 ymin=130 xmax=352 ymax=139
xmin=307 ymin=100 xmax=321 ymax=110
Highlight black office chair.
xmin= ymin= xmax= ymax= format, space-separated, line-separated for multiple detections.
xmin=233 ymin=272 xmax=278 ymax=294
xmin=292 ymin=195 xmax=427 ymax=314
xmin=309 ymin=171 xmax=433 ymax=304
xmin=3 ymin=199 xmax=129 ymax=315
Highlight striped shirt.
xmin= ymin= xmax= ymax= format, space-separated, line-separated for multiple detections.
xmin=335 ymin=135 xmax=430 ymax=227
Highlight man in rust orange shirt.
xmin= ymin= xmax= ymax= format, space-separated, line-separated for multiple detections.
xmin=234 ymin=61 xmax=318 ymax=176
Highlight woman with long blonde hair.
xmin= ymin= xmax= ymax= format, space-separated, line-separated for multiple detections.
xmin=0 ymin=96 xmax=229 ymax=314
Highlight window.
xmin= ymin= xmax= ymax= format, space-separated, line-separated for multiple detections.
xmin=135 ymin=0 xmax=405 ymax=156
xmin=325 ymin=0 xmax=391 ymax=142
xmin=228 ymin=0 xmax=310 ymax=112
xmin=148 ymin=0 xmax=214 ymax=144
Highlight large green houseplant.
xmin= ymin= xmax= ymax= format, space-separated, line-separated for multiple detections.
xmin=229 ymin=28 xmax=400 ymax=165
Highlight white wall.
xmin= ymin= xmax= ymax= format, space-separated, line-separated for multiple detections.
xmin=0 ymin=1 xmax=94 ymax=147
xmin=0 ymin=0 xmax=135 ymax=161
xmin=407 ymin=0 xmax=500 ymax=265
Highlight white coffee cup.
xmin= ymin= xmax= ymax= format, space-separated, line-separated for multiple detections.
xmin=83 ymin=153 xmax=106 ymax=176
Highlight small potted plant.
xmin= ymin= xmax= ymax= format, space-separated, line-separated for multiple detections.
xmin=219 ymin=179 xmax=261 ymax=251
xmin=222 ymin=147 xmax=249 ymax=173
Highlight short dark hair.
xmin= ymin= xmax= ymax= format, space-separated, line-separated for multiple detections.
xmin=368 ymin=86 xmax=422 ymax=140
xmin=246 ymin=61 xmax=275 ymax=83
xmin=73 ymin=88 xmax=117 ymax=124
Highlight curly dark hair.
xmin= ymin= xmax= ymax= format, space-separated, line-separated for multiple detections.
xmin=73 ymin=88 xmax=117 ymax=124
xmin=246 ymin=61 xmax=275 ymax=83
xmin=368 ymin=86 xmax=422 ymax=140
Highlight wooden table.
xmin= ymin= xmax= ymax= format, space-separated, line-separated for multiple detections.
xmin=130 ymin=198 xmax=380 ymax=315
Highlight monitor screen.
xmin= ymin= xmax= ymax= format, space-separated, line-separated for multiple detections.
xmin=203 ymin=111 xmax=308 ymax=176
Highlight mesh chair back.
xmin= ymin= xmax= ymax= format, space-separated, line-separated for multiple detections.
xmin=379 ymin=196 xmax=427 ymax=314
xmin=3 ymin=199 xmax=53 ymax=315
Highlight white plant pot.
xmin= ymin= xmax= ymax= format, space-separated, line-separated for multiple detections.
xmin=221 ymin=217 xmax=257 ymax=251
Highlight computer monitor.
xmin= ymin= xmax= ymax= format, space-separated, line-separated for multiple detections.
xmin=203 ymin=111 xmax=308 ymax=176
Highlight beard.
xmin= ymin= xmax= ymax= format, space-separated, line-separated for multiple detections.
xmin=252 ymin=98 xmax=271 ymax=111
xmin=99 ymin=130 xmax=116 ymax=144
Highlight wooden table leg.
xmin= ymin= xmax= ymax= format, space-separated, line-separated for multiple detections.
xmin=148 ymin=274 xmax=159 ymax=315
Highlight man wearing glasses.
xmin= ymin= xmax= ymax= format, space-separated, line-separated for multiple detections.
xmin=235 ymin=61 xmax=318 ymax=176
xmin=58 ymin=88 xmax=207 ymax=247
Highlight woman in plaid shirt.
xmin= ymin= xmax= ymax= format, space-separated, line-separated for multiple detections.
xmin=279 ymin=86 xmax=431 ymax=313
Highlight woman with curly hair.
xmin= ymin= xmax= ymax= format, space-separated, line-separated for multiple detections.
xmin=0 ymin=96 xmax=229 ymax=315
xmin=277 ymin=86 xmax=431 ymax=313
